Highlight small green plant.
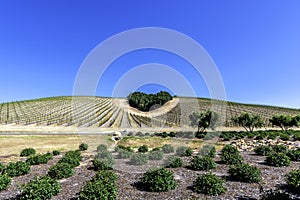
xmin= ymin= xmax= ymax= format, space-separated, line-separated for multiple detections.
xmin=220 ymin=145 xmax=243 ymax=165
xmin=20 ymin=148 xmax=36 ymax=157
xmin=176 ymin=146 xmax=193 ymax=157
xmin=287 ymin=149 xmax=300 ymax=161
xmin=192 ymin=173 xmax=226 ymax=196
xmin=58 ymin=156 xmax=80 ymax=168
xmin=52 ymin=150 xmax=61 ymax=156
xmin=198 ymin=145 xmax=216 ymax=158
xmin=116 ymin=148 xmax=133 ymax=159
xmin=20 ymin=176 xmax=61 ymax=200
xmin=141 ymin=168 xmax=177 ymax=192
xmin=272 ymin=145 xmax=288 ymax=154
xmin=92 ymin=170 xmax=118 ymax=183
xmin=228 ymin=163 xmax=261 ymax=183
xmin=129 ymin=153 xmax=148 ymax=165
xmin=138 ymin=145 xmax=149 ymax=153
xmin=116 ymin=145 xmax=134 ymax=152
xmin=0 ymin=163 xmax=4 ymax=174
xmin=279 ymin=133 xmax=290 ymax=141
xmin=161 ymin=144 xmax=174 ymax=153
xmin=254 ymin=145 xmax=273 ymax=156
xmin=266 ymin=153 xmax=291 ymax=167
xmin=151 ymin=147 xmax=161 ymax=152
xmin=92 ymin=158 xmax=114 ymax=170
xmin=5 ymin=161 xmax=31 ymax=177
xmin=48 ymin=163 xmax=74 ymax=179
xmin=0 ymin=174 xmax=11 ymax=191
xmin=165 ymin=156 xmax=183 ymax=168
xmin=79 ymin=143 xmax=88 ymax=151
xmin=26 ymin=153 xmax=53 ymax=165
xmin=189 ymin=156 xmax=216 ymax=171
xmin=286 ymin=169 xmax=300 ymax=194
xmin=148 ymin=150 xmax=163 ymax=160
xmin=64 ymin=150 xmax=82 ymax=161
xmin=97 ymin=144 xmax=108 ymax=152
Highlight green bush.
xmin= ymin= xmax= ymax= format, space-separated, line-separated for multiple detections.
xmin=48 ymin=163 xmax=74 ymax=179
xmin=261 ymin=189 xmax=293 ymax=200
xmin=97 ymin=144 xmax=108 ymax=152
xmin=176 ymin=146 xmax=193 ymax=157
xmin=141 ymin=168 xmax=177 ymax=192
xmin=79 ymin=143 xmax=88 ymax=151
xmin=286 ymin=169 xmax=300 ymax=194
xmin=220 ymin=145 xmax=243 ymax=165
xmin=5 ymin=161 xmax=31 ymax=177
xmin=20 ymin=176 xmax=61 ymax=200
xmin=198 ymin=145 xmax=216 ymax=158
xmin=165 ymin=156 xmax=183 ymax=168
xmin=272 ymin=145 xmax=288 ymax=154
xmin=254 ymin=145 xmax=273 ymax=156
xmin=287 ymin=149 xmax=300 ymax=161
xmin=0 ymin=163 xmax=4 ymax=174
xmin=64 ymin=150 xmax=82 ymax=161
xmin=229 ymin=163 xmax=261 ymax=183
xmin=266 ymin=153 xmax=291 ymax=167
xmin=151 ymin=147 xmax=161 ymax=152
xmin=279 ymin=133 xmax=290 ymax=141
xmin=192 ymin=173 xmax=226 ymax=195
xmin=116 ymin=145 xmax=134 ymax=152
xmin=189 ymin=156 xmax=216 ymax=171
xmin=20 ymin=148 xmax=36 ymax=157
xmin=93 ymin=170 xmax=118 ymax=183
xmin=116 ymin=148 xmax=133 ymax=159
xmin=148 ymin=150 xmax=163 ymax=160
xmin=129 ymin=153 xmax=148 ymax=165
xmin=138 ymin=145 xmax=149 ymax=153
xmin=58 ymin=156 xmax=80 ymax=168
xmin=161 ymin=144 xmax=174 ymax=153
xmin=26 ymin=153 xmax=53 ymax=165
xmin=0 ymin=174 xmax=11 ymax=191
xmin=92 ymin=158 xmax=114 ymax=170
xmin=52 ymin=150 xmax=61 ymax=156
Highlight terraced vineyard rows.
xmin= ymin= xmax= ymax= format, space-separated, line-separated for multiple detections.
xmin=0 ymin=96 xmax=299 ymax=129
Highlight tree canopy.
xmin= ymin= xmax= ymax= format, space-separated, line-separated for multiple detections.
xmin=269 ymin=115 xmax=300 ymax=131
xmin=231 ymin=113 xmax=264 ymax=132
xmin=189 ymin=110 xmax=219 ymax=133
xmin=127 ymin=91 xmax=173 ymax=112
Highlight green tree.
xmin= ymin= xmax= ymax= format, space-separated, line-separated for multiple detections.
xmin=269 ymin=115 xmax=300 ymax=131
xmin=189 ymin=110 xmax=219 ymax=133
xmin=231 ymin=113 xmax=263 ymax=132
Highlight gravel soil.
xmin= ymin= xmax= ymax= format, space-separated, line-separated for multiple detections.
xmin=0 ymin=151 xmax=299 ymax=200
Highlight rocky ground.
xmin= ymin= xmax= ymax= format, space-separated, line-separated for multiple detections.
xmin=0 ymin=148 xmax=299 ymax=200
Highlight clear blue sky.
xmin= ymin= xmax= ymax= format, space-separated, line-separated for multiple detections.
xmin=0 ymin=1 xmax=299 ymax=108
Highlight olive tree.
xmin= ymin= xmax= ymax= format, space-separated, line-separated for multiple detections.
xmin=189 ymin=110 xmax=219 ymax=133
xmin=231 ymin=113 xmax=263 ymax=132
xmin=269 ymin=115 xmax=300 ymax=131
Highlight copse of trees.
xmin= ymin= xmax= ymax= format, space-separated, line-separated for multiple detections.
xmin=127 ymin=91 xmax=173 ymax=112
xmin=189 ymin=110 xmax=219 ymax=133
xmin=231 ymin=113 xmax=264 ymax=132
xmin=269 ymin=115 xmax=300 ymax=131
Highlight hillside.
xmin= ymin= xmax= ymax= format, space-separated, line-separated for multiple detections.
xmin=0 ymin=96 xmax=299 ymax=130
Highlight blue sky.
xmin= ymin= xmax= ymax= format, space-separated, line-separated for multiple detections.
xmin=0 ymin=1 xmax=299 ymax=108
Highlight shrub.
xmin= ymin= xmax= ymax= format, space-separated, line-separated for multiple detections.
xmin=93 ymin=170 xmax=118 ymax=183
xmin=176 ymin=146 xmax=193 ymax=157
xmin=141 ymin=168 xmax=177 ymax=192
xmin=261 ymin=189 xmax=293 ymax=200
xmin=138 ymin=145 xmax=149 ymax=153
xmin=116 ymin=149 xmax=133 ymax=159
xmin=58 ymin=156 xmax=80 ymax=168
xmin=279 ymin=133 xmax=290 ymax=141
xmin=220 ymin=145 xmax=243 ymax=165
xmin=151 ymin=147 xmax=161 ymax=152
xmin=162 ymin=144 xmax=174 ymax=153
xmin=79 ymin=143 xmax=88 ymax=151
xmin=0 ymin=163 xmax=4 ymax=174
xmin=48 ymin=163 xmax=74 ymax=179
xmin=26 ymin=153 xmax=53 ymax=165
xmin=272 ymin=145 xmax=288 ymax=154
xmin=229 ymin=163 xmax=261 ymax=183
xmin=92 ymin=158 xmax=114 ymax=170
xmin=20 ymin=176 xmax=61 ymax=200
xmin=189 ymin=156 xmax=216 ymax=171
xmin=0 ymin=174 xmax=11 ymax=191
xmin=165 ymin=156 xmax=183 ymax=168
xmin=254 ymin=145 xmax=273 ymax=156
xmin=266 ymin=153 xmax=290 ymax=167
xmin=287 ymin=149 xmax=300 ymax=161
xmin=5 ymin=161 xmax=30 ymax=177
xmin=20 ymin=148 xmax=36 ymax=157
xmin=129 ymin=153 xmax=148 ymax=165
xmin=286 ymin=169 xmax=300 ymax=194
xmin=198 ymin=145 xmax=216 ymax=158
xmin=97 ymin=144 xmax=108 ymax=152
xmin=192 ymin=173 xmax=226 ymax=195
xmin=148 ymin=150 xmax=163 ymax=160
xmin=52 ymin=150 xmax=61 ymax=156
xmin=116 ymin=145 xmax=134 ymax=152
xmin=64 ymin=150 xmax=82 ymax=161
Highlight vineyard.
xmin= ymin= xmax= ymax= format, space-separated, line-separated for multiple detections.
xmin=0 ymin=96 xmax=299 ymax=130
